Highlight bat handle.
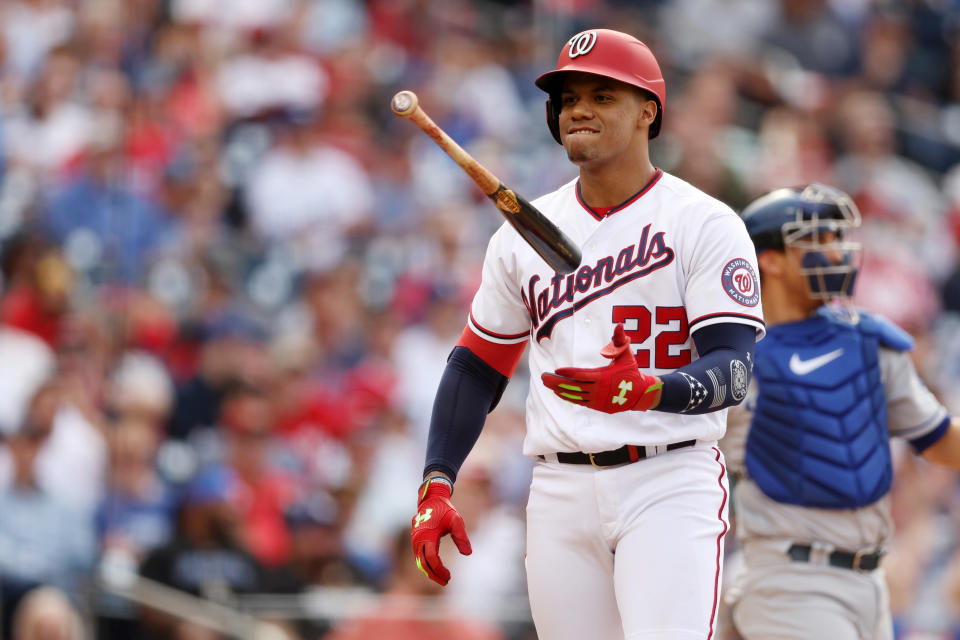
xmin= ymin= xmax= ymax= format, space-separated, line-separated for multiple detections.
xmin=391 ymin=91 xmax=419 ymax=118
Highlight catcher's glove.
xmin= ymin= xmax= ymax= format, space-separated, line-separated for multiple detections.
xmin=410 ymin=476 xmax=471 ymax=586
xmin=542 ymin=323 xmax=662 ymax=413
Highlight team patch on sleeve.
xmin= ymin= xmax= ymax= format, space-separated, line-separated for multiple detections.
xmin=730 ymin=359 xmax=748 ymax=401
xmin=721 ymin=258 xmax=760 ymax=307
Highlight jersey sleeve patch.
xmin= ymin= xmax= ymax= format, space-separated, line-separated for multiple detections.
xmin=720 ymin=258 xmax=760 ymax=307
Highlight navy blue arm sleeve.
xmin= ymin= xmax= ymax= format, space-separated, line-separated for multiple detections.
xmin=422 ymin=346 xmax=509 ymax=482
xmin=656 ymin=323 xmax=756 ymax=414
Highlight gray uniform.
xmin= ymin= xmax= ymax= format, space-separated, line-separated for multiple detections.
xmin=721 ymin=346 xmax=950 ymax=640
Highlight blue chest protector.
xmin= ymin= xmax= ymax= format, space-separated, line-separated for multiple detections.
xmin=745 ymin=307 xmax=913 ymax=509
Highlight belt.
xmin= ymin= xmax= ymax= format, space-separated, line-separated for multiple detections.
xmin=538 ymin=440 xmax=697 ymax=468
xmin=787 ymin=543 xmax=884 ymax=572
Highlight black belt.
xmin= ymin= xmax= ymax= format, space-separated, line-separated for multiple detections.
xmin=787 ymin=543 xmax=884 ymax=572
xmin=538 ymin=440 xmax=697 ymax=468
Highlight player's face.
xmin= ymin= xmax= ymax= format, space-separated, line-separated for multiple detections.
xmin=785 ymin=229 xmax=846 ymax=304
xmin=558 ymin=73 xmax=654 ymax=168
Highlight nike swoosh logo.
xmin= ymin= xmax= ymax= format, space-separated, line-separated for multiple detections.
xmin=789 ymin=348 xmax=844 ymax=375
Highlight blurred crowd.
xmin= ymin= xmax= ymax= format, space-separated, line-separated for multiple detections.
xmin=0 ymin=0 xmax=960 ymax=638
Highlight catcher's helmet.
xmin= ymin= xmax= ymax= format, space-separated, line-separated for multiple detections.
xmin=741 ymin=183 xmax=862 ymax=300
xmin=535 ymin=29 xmax=666 ymax=144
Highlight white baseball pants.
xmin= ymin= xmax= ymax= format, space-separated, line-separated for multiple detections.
xmin=525 ymin=443 xmax=729 ymax=640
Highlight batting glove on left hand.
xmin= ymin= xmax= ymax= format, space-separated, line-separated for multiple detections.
xmin=411 ymin=476 xmax=472 ymax=586
xmin=542 ymin=324 xmax=663 ymax=413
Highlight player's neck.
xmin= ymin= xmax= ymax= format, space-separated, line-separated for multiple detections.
xmin=762 ymin=282 xmax=819 ymax=325
xmin=577 ymin=157 xmax=657 ymax=209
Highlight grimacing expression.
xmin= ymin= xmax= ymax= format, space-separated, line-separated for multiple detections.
xmin=558 ymin=72 xmax=655 ymax=167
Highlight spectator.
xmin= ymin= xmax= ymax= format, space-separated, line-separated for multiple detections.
xmin=760 ymin=0 xmax=860 ymax=77
xmin=40 ymin=115 xmax=174 ymax=284
xmin=0 ymin=322 xmax=55 ymax=436
xmin=264 ymin=490 xmax=362 ymax=640
xmin=0 ymin=330 xmax=109 ymax=515
xmin=214 ymin=26 xmax=328 ymax=122
xmin=98 ymin=417 xmax=177 ymax=562
xmin=167 ymin=309 xmax=270 ymax=441
xmin=657 ymin=0 xmax=774 ymax=70
xmin=19 ymin=312 xmax=111 ymax=515
xmin=0 ymin=1 xmax=75 ymax=82
xmin=390 ymin=284 xmax=473 ymax=444
xmin=137 ymin=464 xmax=278 ymax=639
xmin=662 ymin=62 xmax=751 ymax=210
xmin=748 ymin=106 xmax=833 ymax=194
xmin=11 ymin=586 xmax=86 ymax=640
xmin=0 ymin=381 xmax=97 ymax=639
xmin=0 ymin=232 xmax=68 ymax=435
xmin=2 ymin=45 xmax=91 ymax=175
xmin=95 ymin=416 xmax=177 ymax=640
xmin=829 ymin=89 xmax=952 ymax=333
xmin=342 ymin=404 xmax=422 ymax=584
xmin=282 ymin=490 xmax=359 ymax=588
xmin=832 ymin=89 xmax=954 ymax=280
xmin=216 ymin=382 xmax=298 ymax=568
xmin=0 ymin=235 xmax=72 ymax=348
xmin=106 ymin=349 xmax=175 ymax=427
xmin=244 ymin=114 xmax=374 ymax=273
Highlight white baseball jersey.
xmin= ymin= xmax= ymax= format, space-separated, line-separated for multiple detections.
xmin=466 ymin=169 xmax=766 ymax=457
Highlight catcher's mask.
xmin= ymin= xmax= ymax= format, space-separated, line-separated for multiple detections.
xmin=535 ymin=29 xmax=666 ymax=144
xmin=741 ymin=183 xmax=862 ymax=300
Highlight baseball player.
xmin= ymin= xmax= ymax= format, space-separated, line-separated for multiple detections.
xmin=410 ymin=29 xmax=765 ymax=639
xmin=723 ymin=184 xmax=960 ymax=640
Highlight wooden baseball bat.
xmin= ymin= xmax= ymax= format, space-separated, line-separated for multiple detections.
xmin=391 ymin=90 xmax=581 ymax=274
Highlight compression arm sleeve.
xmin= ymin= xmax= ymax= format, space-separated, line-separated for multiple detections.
xmin=656 ymin=322 xmax=756 ymax=414
xmin=422 ymin=346 xmax=509 ymax=482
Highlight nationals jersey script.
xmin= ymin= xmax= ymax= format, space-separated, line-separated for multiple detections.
xmin=467 ymin=169 xmax=766 ymax=456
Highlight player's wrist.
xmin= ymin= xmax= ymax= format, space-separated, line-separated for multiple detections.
xmin=633 ymin=375 xmax=663 ymax=410
xmin=419 ymin=473 xmax=454 ymax=500
xmin=624 ymin=373 xmax=662 ymax=411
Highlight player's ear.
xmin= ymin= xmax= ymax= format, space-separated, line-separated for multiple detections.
xmin=637 ymin=98 xmax=657 ymax=131
xmin=756 ymin=249 xmax=783 ymax=278
xmin=632 ymin=88 xmax=657 ymax=131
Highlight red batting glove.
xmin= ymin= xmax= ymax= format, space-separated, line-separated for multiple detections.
xmin=541 ymin=324 xmax=663 ymax=413
xmin=410 ymin=477 xmax=472 ymax=586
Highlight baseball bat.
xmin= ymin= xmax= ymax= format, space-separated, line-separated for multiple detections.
xmin=391 ymin=90 xmax=581 ymax=274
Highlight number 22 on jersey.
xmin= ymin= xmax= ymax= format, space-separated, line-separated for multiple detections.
xmin=612 ymin=305 xmax=691 ymax=369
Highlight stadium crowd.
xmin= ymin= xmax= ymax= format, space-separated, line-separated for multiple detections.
xmin=0 ymin=0 xmax=960 ymax=638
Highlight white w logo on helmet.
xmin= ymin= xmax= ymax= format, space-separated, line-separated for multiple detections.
xmin=568 ymin=31 xmax=598 ymax=58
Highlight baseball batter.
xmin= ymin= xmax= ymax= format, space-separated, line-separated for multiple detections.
xmin=410 ymin=29 xmax=765 ymax=640
xmin=723 ymin=184 xmax=960 ymax=640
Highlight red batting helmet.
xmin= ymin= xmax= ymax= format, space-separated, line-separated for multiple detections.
xmin=535 ymin=29 xmax=666 ymax=143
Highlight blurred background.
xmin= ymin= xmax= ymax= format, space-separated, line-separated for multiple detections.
xmin=0 ymin=0 xmax=960 ymax=638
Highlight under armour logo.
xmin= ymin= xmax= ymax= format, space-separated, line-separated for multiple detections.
xmin=414 ymin=508 xmax=433 ymax=527
xmin=612 ymin=379 xmax=632 ymax=405
xmin=568 ymin=31 xmax=598 ymax=58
